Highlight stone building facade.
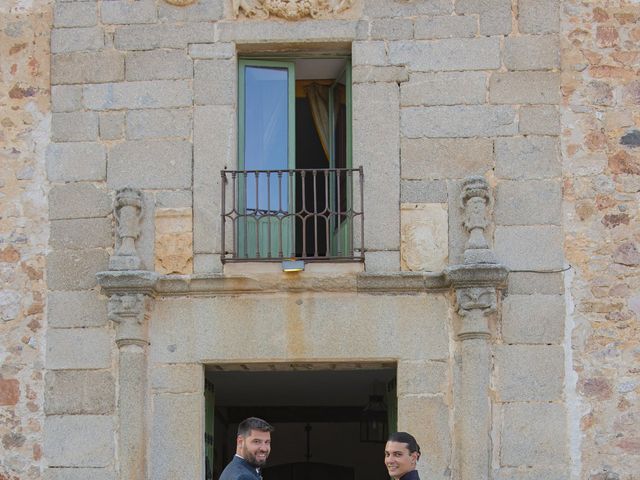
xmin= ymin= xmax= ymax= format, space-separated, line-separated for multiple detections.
xmin=0 ymin=1 xmax=638 ymax=480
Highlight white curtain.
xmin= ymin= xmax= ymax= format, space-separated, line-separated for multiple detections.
xmin=304 ymin=83 xmax=331 ymax=162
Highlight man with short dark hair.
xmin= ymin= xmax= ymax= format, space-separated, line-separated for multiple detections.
xmin=219 ymin=417 xmax=274 ymax=480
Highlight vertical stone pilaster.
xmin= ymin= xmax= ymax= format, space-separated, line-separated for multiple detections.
xmin=445 ymin=176 xmax=508 ymax=480
xmin=108 ymin=293 xmax=151 ymax=480
xmin=98 ymin=186 xmax=158 ymax=480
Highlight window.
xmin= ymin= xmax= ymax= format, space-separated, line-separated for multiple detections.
xmin=221 ymin=56 xmax=363 ymax=262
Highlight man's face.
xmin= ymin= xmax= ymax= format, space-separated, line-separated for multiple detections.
xmin=384 ymin=441 xmax=417 ymax=480
xmin=238 ymin=429 xmax=271 ymax=468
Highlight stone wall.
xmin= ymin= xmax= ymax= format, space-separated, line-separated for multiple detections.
xmin=0 ymin=0 xmax=51 ymax=478
xmin=562 ymin=1 xmax=640 ymax=479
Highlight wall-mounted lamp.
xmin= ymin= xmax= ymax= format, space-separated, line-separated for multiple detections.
xmin=282 ymin=259 xmax=305 ymax=272
xmin=360 ymin=394 xmax=388 ymax=443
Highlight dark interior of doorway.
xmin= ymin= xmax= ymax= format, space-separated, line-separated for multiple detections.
xmin=205 ymin=364 xmax=396 ymax=480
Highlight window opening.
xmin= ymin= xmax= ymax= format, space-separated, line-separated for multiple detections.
xmin=224 ymin=56 xmax=362 ymax=262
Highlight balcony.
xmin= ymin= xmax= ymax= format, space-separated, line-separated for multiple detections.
xmin=221 ymin=168 xmax=364 ymax=263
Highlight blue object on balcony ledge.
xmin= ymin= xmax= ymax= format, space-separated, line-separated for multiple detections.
xmin=282 ymin=259 xmax=305 ymax=272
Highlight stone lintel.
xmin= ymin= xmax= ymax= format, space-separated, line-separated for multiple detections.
xmin=97 ymin=270 xmax=450 ymax=296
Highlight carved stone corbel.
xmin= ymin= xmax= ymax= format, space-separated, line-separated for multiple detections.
xmin=107 ymin=293 xmax=150 ymax=347
xmin=110 ymin=187 xmax=144 ymax=271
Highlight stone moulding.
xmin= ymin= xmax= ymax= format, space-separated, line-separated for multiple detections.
xmin=233 ymin=0 xmax=354 ymax=20
xmin=164 ymin=0 xmax=197 ymax=5
xmin=96 ymin=270 xmax=450 ymax=296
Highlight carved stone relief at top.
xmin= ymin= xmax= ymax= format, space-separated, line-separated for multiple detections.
xmin=233 ymin=0 xmax=354 ymax=20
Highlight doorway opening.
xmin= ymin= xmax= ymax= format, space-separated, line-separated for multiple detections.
xmin=204 ymin=363 xmax=396 ymax=480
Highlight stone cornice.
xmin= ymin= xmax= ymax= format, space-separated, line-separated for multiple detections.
xmin=443 ymin=263 xmax=509 ymax=290
xmin=96 ymin=270 xmax=449 ymax=296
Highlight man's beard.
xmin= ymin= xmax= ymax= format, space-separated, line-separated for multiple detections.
xmin=242 ymin=445 xmax=268 ymax=468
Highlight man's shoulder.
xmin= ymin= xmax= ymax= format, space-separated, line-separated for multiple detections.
xmin=219 ymin=458 xmax=257 ymax=480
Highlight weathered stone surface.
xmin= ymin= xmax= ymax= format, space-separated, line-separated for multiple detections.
xmin=494 ymin=467 xmax=568 ymax=480
xmin=47 ymin=290 xmax=108 ymax=328
xmin=365 ymin=0 xmax=453 ymax=18
xmin=507 ymin=272 xmax=564 ymax=295
xmin=217 ymin=20 xmax=358 ymax=43
xmin=369 ymin=18 xmax=413 ymax=40
xmin=518 ymin=0 xmax=560 ymax=34
xmin=101 ymin=0 xmax=157 ymax=25
xmin=495 ymin=226 xmax=564 ymax=270
xmin=352 ymin=65 xmax=408 ymax=83
xmin=495 ymin=345 xmax=564 ymax=401
xmin=51 ymin=27 xmax=104 ymax=53
xmin=193 ymin=105 xmax=234 ymax=255
xmin=150 ymin=394 xmax=203 ymax=480
xmin=402 ymin=105 xmax=516 ymax=138
xmin=490 ymin=72 xmax=561 ymax=104
xmin=504 ymin=35 xmax=560 ymax=71
xmin=402 ymin=138 xmax=494 ymax=179
xmin=44 ymin=468 xmax=115 ymax=480
xmin=495 ymin=137 xmax=560 ymax=179
xmin=397 ymin=360 xmax=448 ymax=395
xmin=401 ymin=72 xmax=486 ymax=106
xmin=400 ymin=203 xmax=448 ymax=272
xmin=125 ymin=50 xmax=193 ymax=81
xmin=46 ymin=328 xmax=112 ymax=370
xmin=398 ymin=396 xmax=450 ymax=480
xmin=151 ymin=364 xmax=202 ymax=394
xmin=352 ymin=41 xmax=387 ymax=66
xmin=502 ymin=294 xmax=565 ymax=344
xmin=495 ymin=180 xmax=562 ymax=225
xmin=126 ymin=109 xmax=192 ymax=139
xmin=158 ymin=0 xmax=223 ymax=22
xmin=414 ymin=15 xmax=476 ymax=39
xmin=44 ymin=415 xmax=114 ymax=467
xmin=46 ymin=142 xmax=106 ymax=182
xmin=114 ymin=22 xmax=217 ymax=50
xmin=0 ymin=378 xmax=20 ymax=406
xmin=194 ymin=59 xmax=236 ymax=105
xmin=388 ymin=37 xmax=501 ymax=71
xmin=52 ymin=51 xmax=124 ymax=84
xmin=353 ymin=82 xmax=400 ymax=251
xmin=401 ymin=180 xmax=447 ymax=203
xmin=45 ymin=370 xmax=115 ymax=415
xmin=501 ymin=402 xmax=567 ymax=465
xmin=84 ymin=80 xmax=192 ymax=110
xmin=155 ymin=208 xmax=193 ymax=275
xmin=53 ymin=2 xmax=97 ymax=27
xmin=156 ymin=190 xmax=192 ymax=209
xmin=107 ymin=140 xmax=192 ymax=189
xmin=364 ymin=251 xmax=400 ymax=273
xmin=51 ymin=85 xmax=83 ymax=112
xmin=99 ymin=111 xmax=125 ymax=140
xmin=50 ymin=218 xmax=112 ymax=250
xmin=188 ymin=42 xmax=235 ymax=59
xmin=456 ymin=0 xmax=512 ymax=35
xmin=46 ymin=249 xmax=109 ymax=291
xmin=49 ymin=183 xmax=112 ymax=220
xmin=519 ymin=106 xmax=560 ymax=135
xmin=51 ymin=112 xmax=99 ymax=142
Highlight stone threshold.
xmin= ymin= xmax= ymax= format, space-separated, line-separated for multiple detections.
xmin=96 ymin=269 xmax=450 ymax=296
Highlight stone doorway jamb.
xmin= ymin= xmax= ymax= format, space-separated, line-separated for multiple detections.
xmin=445 ymin=176 xmax=508 ymax=480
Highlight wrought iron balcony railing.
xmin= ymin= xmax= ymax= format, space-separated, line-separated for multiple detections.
xmin=221 ymin=168 xmax=364 ymax=262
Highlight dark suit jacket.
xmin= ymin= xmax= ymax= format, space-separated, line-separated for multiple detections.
xmin=219 ymin=455 xmax=262 ymax=480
